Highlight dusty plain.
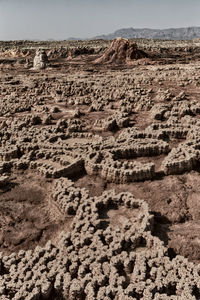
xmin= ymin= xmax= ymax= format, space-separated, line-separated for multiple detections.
xmin=0 ymin=38 xmax=200 ymax=299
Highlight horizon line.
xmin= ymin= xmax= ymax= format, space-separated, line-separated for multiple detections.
xmin=1 ymin=25 xmax=200 ymax=42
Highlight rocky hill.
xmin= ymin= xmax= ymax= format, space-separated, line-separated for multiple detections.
xmin=93 ymin=26 xmax=200 ymax=40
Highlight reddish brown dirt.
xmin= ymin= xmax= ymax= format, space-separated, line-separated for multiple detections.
xmin=0 ymin=171 xmax=72 ymax=255
xmin=75 ymin=174 xmax=106 ymax=197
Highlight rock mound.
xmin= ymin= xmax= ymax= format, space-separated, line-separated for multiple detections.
xmin=33 ymin=49 xmax=49 ymax=70
xmin=94 ymin=37 xmax=148 ymax=64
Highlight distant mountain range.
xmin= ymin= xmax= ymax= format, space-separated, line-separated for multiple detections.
xmin=92 ymin=27 xmax=200 ymax=40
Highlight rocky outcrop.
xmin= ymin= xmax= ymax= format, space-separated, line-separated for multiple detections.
xmin=162 ymin=140 xmax=200 ymax=175
xmin=94 ymin=38 xmax=148 ymax=64
xmin=86 ymin=150 xmax=155 ymax=183
xmin=85 ymin=138 xmax=169 ymax=183
xmin=51 ymin=178 xmax=89 ymax=215
xmin=33 ymin=49 xmax=49 ymax=70
xmin=30 ymin=157 xmax=84 ymax=179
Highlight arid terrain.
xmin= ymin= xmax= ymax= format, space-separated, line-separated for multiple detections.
xmin=0 ymin=37 xmax=200 ymax=299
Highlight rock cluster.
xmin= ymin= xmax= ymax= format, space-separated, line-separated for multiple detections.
xmin=162 ymin=140 xmax=200 ymax=175
xmin=85 ymin=138 xmax=169 ymax=183
xmin=30 ymin=157 xmax=84 ymax=179
xmin=86 ymin=150 xmax=155 ymax=183
xmin=94 ymin=111 xmax=130 ymax=132
xmin=51 ymin=178 xmax=89 ymax=215
xmin=0 ymin=190 xmax=200 ymax=299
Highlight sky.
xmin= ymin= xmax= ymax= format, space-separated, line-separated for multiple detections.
xmin=0 ymin=0 xmax=200 ymax=40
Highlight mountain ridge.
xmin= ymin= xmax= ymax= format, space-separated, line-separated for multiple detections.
xmin=92 ymin=26 xmax=200 ymax=40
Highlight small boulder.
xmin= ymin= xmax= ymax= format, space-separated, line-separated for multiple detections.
xmin=33 ymin=49 xmax=49 ymax=70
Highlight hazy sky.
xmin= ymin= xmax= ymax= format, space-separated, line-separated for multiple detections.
xmin=0 ymin=0 xmax=200 ymax=40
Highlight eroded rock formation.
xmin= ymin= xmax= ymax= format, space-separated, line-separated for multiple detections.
xmin=33 ymin=49 xmax=49 ymax=70
xmin=94 ymin=38 xmax=148 ymax=64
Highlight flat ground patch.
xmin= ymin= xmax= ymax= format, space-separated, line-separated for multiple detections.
xmin=0 ymin=171 xmax=72 ymax=255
